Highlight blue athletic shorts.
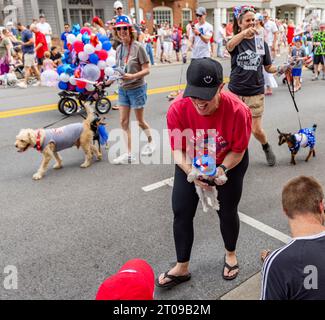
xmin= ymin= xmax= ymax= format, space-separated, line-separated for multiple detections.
xmin=118 ymin=84 xmax=147 ymax=109
xmin=292 ymin=68 xmax=302 ymax=77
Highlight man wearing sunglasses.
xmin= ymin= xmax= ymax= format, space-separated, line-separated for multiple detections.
xmin=190 ymin=7 xmax=213 ymax=59
xmin=113 ymin=1 xmax=132 ymax=23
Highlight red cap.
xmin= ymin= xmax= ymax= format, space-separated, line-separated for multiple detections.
xmin=95 ymin=259 xmax=155 ymax=300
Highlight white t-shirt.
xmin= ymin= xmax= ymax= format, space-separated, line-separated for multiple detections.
xmin=216 ymin=25 xmax=225 ymax=44
xmin=190 ymin=21 xmax=213 ymax=59
xmin=264 ymin=20 xmax=278 ymax=46
xmin=36 ymin=22 xmax=52 ymax=45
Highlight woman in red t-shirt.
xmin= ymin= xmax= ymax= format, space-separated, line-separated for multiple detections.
xmin=156 ymin=58 xmax=252 ymax=288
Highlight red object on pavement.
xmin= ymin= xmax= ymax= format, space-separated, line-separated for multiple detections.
xmin=96 ymin=259 xmax=155 ymax=300
xmin=35 ymin=31 xmax=48 ymax=58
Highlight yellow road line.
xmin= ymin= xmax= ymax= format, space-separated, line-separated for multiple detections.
xmin=0 ymin=79 xmax=229 ymax=119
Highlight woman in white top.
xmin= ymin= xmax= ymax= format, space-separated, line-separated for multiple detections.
xmin=163 ymin=23 xmax=173 ymax=63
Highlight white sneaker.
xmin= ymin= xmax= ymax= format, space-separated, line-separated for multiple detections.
xmin=17 ymin=82 xmax=27 ymax=89
xmin=32 ymin=81 xmax=41 ymax=87
xmin=141 ymin=142 xmax=156 ymax=156
xmin=112 ymin=153 xmax=136 ymax=164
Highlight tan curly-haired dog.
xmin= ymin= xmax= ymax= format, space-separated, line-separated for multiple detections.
xmin=15 ymin=105 xmax=102 ymax=180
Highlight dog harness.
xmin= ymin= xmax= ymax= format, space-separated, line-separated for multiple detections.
xmin=289 ymin=128 xmax=316 ymax=153
xmin=36 ymin=123 xmax=84 ymax=152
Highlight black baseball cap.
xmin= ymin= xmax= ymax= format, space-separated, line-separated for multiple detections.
xmin=183 ymin=58 xmax=223 ymax=100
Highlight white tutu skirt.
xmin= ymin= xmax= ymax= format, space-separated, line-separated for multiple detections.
xmin=263 ymin=68 xmax=278 ymax=88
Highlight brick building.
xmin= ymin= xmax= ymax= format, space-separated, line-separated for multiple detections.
xmin=128 ymin=0 xmax=198 ymax=31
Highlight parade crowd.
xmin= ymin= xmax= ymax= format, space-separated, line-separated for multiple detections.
xmin=0 ymin=2 xmax=325 ymax=89
xmin=3 ymin=1 xmax=325 ymax=301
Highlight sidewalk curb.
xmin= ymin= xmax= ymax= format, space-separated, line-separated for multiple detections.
xmin=219 ymin=272 xmax=261 ymax=300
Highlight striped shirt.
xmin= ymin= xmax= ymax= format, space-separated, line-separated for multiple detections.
xmin=261 ymin=231 xmax=325 ymax=300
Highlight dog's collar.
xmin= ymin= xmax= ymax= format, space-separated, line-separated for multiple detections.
xmin=35 ymin=130 xmax=42 ymax=152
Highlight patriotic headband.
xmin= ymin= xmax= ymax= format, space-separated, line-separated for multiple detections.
xmin=233 ymin=5 xmax=256 ymax=19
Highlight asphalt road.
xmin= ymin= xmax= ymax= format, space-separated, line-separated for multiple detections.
xmin=0 ymin=60 xmax=325 ymax=300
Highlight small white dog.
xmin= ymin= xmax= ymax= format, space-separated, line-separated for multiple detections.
xmin=187 ymin=166 xmax=227 ymax=212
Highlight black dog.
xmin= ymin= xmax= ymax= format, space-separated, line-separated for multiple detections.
xmin=277 ymin=124 xmax=317 ymax=165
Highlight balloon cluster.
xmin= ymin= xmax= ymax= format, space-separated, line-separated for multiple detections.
xmin=193 ymin=155 xmax=217 ymax=176
xmin=41 ymin=24 xmax=117 ymax=92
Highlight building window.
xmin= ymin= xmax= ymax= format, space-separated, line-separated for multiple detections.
xmin=95 ymin=9 xmax=104 ymax=21
xmin=68 ymin=0 xmax=93 ymax=5
xmin=153 ymin=7 xmax=173 ymax=26
xmin=69 ymin=8 xmax=81 ymax=25
xmin=81 ymin=9 xmax=92 ymax=24
xmin=63 ymin=8 xmax=68 ymax=24
xmin=182 ymin=8 xmax=192 ymax=27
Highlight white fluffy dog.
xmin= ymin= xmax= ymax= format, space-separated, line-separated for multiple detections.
xmin=187 ymin=166 xmax=227 ymax=212
xmin=15 ymin=105 xmax=102 ymax=180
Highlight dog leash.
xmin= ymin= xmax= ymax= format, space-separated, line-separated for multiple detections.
xmin=42 ymin=112 xmax=86 ymax=129
xmin=285 ymin=67 xmax=303 ymax=130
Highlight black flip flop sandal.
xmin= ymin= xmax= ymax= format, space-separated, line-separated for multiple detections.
xmin=222 ymin=256 xmax=239 ymax=281
xmin=155 ymin=271 xmax=191 ymax=289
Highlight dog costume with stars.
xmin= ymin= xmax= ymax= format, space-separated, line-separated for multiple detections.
xmin=289 ymin=127 xmax=316 ymax=153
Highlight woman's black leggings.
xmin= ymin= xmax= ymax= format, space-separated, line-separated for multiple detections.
xmin=172 ymin=150 xmax=249 ymax=263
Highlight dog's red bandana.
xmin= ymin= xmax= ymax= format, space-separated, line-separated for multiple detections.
xmin=35 ymin=130 xmax=42 ymax=152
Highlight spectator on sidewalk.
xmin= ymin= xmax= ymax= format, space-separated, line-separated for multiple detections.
xmin=16 ymin=22 xmax=40 ymax=88
xmin=36 ymin=14 xmax=52 ymax=49
xmin=32 ymin=25 xmax=48 ymax=71
xmin=216 ymin=23 xmax=227 ymax=58
xmin=172 ymin=25 xmax=181 ymax=62
xmin=61 ymin=23 xmax=71 ymax=51
xmin=226 ymin=19 xmax=234 ymax=38
xmin=261 ymin=176 xmax=325 ymax=300
xmin=263 ymin=11 xmax=278 ymax=60
xmin=157 ymin=24 xmax=165 ymax=63
xmin=162 ymin=23 xmax=173 ymax=63
xmin=0 ymin=29 xmax=13 ymax=75
xmin=144 ymin=28 xmax=155 ymax=65
xmin=50 ymin=46 xmax=62 ymax=67
xmin=96 ymin=259 xmax=155 ymax=300
xmin=312 ymin=21 xmax=325 ymax=81
xmin=190 ymin=7 xmax=213 ymax=59
xmin=92 ymin=16 xmax=106 ymax=35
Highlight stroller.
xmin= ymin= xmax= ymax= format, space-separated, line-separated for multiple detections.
xmin=58 ymin=80 xmax=112 ymax=116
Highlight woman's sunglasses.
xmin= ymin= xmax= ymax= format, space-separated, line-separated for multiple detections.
xmin=116 ymin=7 xmax=123 ymax=10
xmin=116 ymin=26 xmax=128 ymax=31
xmin=196 ymin=14 xmax=202 ymax=17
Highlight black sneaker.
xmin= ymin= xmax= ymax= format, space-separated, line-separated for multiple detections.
xmin=263 ymin=144 xmax=276 ymax=166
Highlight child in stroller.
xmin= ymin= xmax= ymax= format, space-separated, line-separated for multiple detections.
xmin=11 ymin=47 xmax=24 ymax=79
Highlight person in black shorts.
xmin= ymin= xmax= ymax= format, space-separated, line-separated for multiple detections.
xmin=261 ymin=176 xmax=325 ymax=300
